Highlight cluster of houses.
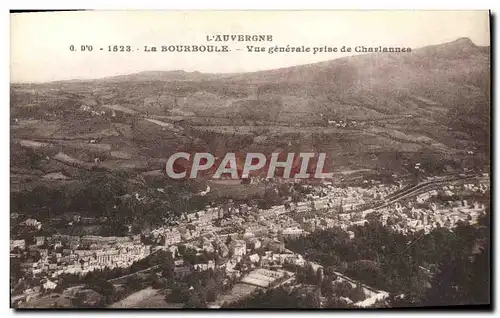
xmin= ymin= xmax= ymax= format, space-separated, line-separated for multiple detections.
xmin=11 ymin=172 xmax=489 ymax=307
xmin=11 ymin=234 xmax=151 ymax=279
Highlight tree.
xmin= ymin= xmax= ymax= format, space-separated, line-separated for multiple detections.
xmin=85 ymin=279 xmax=115 ymax=298
xmin=423 ymin=243 xmax=490 ymax=307
xmin=332 ymin=281 xmax=353 ymax=298
xmin=346 ymin=284 xmax=365 ymax=303
xmin=320 ymin=275 xmax=334 ymax=297
xmin=325 ymin=296 xmax=352 ymax=308
xmin=285 ymin=217 xmax=490 ymax=307
xmin=152 ymin=277 xmax=166 ymax=289
xmin=469 ymin=244 xmax=490 ymax=305
xmin=166 ymin=286 xmax=191 ymax=303
xmin=347 ymin=259 xmax=382 ymax=287
xmin=184 ymin=292 xmax=207 ymax=308
xmin=161 ymin=252 xmax=175 ymax=279
xmin=125 ymin=276 xmax=143 ymax=292
xmin=203 ymin=279 xmax=218 ymax=303
xmin=300 ymin=290 xmax=321 ymax=308
xmin=71 ymin=292 xmax=90 ymax=308
xmin=303 ymin=264 xmax=316 ymax=284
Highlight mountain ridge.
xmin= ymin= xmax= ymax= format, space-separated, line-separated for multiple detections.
xmin=10 ymin=36 xmax=490 ymax=194
xmin=30 ymin=37 xmax=489 ymax=85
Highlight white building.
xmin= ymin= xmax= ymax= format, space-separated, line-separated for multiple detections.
xmin=229 ymin=240 xmax=247 ymax=257
xmin=164 ymin=230 xmax=182 ymax=246
xmin=43 ymin=279 xmax=57 ymax=290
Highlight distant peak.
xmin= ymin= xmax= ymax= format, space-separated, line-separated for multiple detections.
xmin=421 ymin=37 xmax=480 ymax=57
xmin=450 ymin=37 xmax=476 ymax=47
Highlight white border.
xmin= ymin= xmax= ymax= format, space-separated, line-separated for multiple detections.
xmin=1 ymin=1 xmax=498 ymax=9
xmin=2 ymin=1 xmax=499 ymax=318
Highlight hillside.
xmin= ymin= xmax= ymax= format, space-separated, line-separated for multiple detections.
xmin=12 ymin=38 xmax=490 ymax=121
xmin=10 ymin=37 xmax=490 ymax=197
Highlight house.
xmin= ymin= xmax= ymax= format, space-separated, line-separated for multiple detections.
xmin=194 ymin=260 xmax=215 ymax=271
xmin=267 ymin=239 xmax=285 ymax=253
xmin=203 ymin=242 xmax=215 ymax=253
xmin=174 ymin=266 xmax=192 ymax=278
xmin=308 ymin=262 xmax=324 ymax=276
xmin=174 ymin=259 xmax=185 ymax=267
xmin=38 ymin=248 xmax=49 ymax=259
xmin=216 ymin=241 xmax=229 ymax=257
xmin=42 ymin=279 xmax=57 ymax=290
xmin=10 ymin=240 xmax=26 ymax=251
xmin=24 ymin=218 xmax=42 ymax=230
xmin=249 ymin=254 xmax=260 ymax=264
xmin=34 ymin=236 xmax=46 ymax=246
xmin=248 ymin=237 xmax=261 ymax=250
xmin=69 ymin=240 xmax=80 ymax=250
xmin=416 ymin=193 xmax=430 ymax=204
xmin=164 ymin=230 xmax=181 ymax=246
xmin=168 ymin=245 xmax=178 ymax=258
xmin=281 ymin=227 xmax=303 ymax=239
xmin=229 ymin=240 xmax=246 ymax=257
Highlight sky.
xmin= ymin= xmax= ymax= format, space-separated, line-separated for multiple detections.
xmin=10 ymin=10 xmax=490 ymax=83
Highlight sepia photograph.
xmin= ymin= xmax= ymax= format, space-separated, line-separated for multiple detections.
xmin=9 ymin=10 xmax=491 ymax=309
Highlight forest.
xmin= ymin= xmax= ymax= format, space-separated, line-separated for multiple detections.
xmin=284 ymin=214 xmax=490 ymax=307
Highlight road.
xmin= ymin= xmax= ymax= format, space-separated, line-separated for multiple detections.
xmin=107 ymin=248 xmax=165 ymax=283
xmin=373 ymin=174 xmax=482 ymax=211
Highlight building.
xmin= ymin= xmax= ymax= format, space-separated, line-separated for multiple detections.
xmin=174 ymin=265 xmax=192 ymax=278
xmin=164 ymin=230 xmax=182 ymax=246
xmin=249 ymin=254 xmax=260 ymax=263
xmin=267 ymin=239 xmax=285 ymax=253
xmin=194 ymin=260 xmax=216 ymax=271
xmin=229 ymin=240 xmax=247 ymax=257
xmin=240 ymin=268 xmax=292 ymax=288
xmin=248 ymin=237 xmax=262 ymax=250
xmin=42 ymin=279 xmax=57 ymax=290
xmin=34 ymin=236 xmax=46 ymax=246
xmin=203 ymin=240 xmax=215 ymax=253
xmin=24 ymin=218 xmax=42 ymax=230
xmin=10 ymin=239 xmax=25 ymax=251
xmin=281 ymin=227 xmax=304 ymax=239
xmin=216 ymin=240 xmax=229 ymax=257
xmin=302 ymin=219 xmax=316 ymax=232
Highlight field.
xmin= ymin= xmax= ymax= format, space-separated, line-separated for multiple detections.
xmin=207 ymin=180 xmax=266 ymax=200
xmin=9 ymin=37 xmax=490 ymax=212
xmin=108 ymin=287 xmax=183 ymax=308
xmin=212 ymin=283 xmax=261 ymax=306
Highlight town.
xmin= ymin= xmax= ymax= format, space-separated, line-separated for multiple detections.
xmin=10 ymin=172 xmax=489 ymax=308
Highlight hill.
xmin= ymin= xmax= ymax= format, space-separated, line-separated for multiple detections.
xmin=10 ymin=37 xmax=490 ymax=197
